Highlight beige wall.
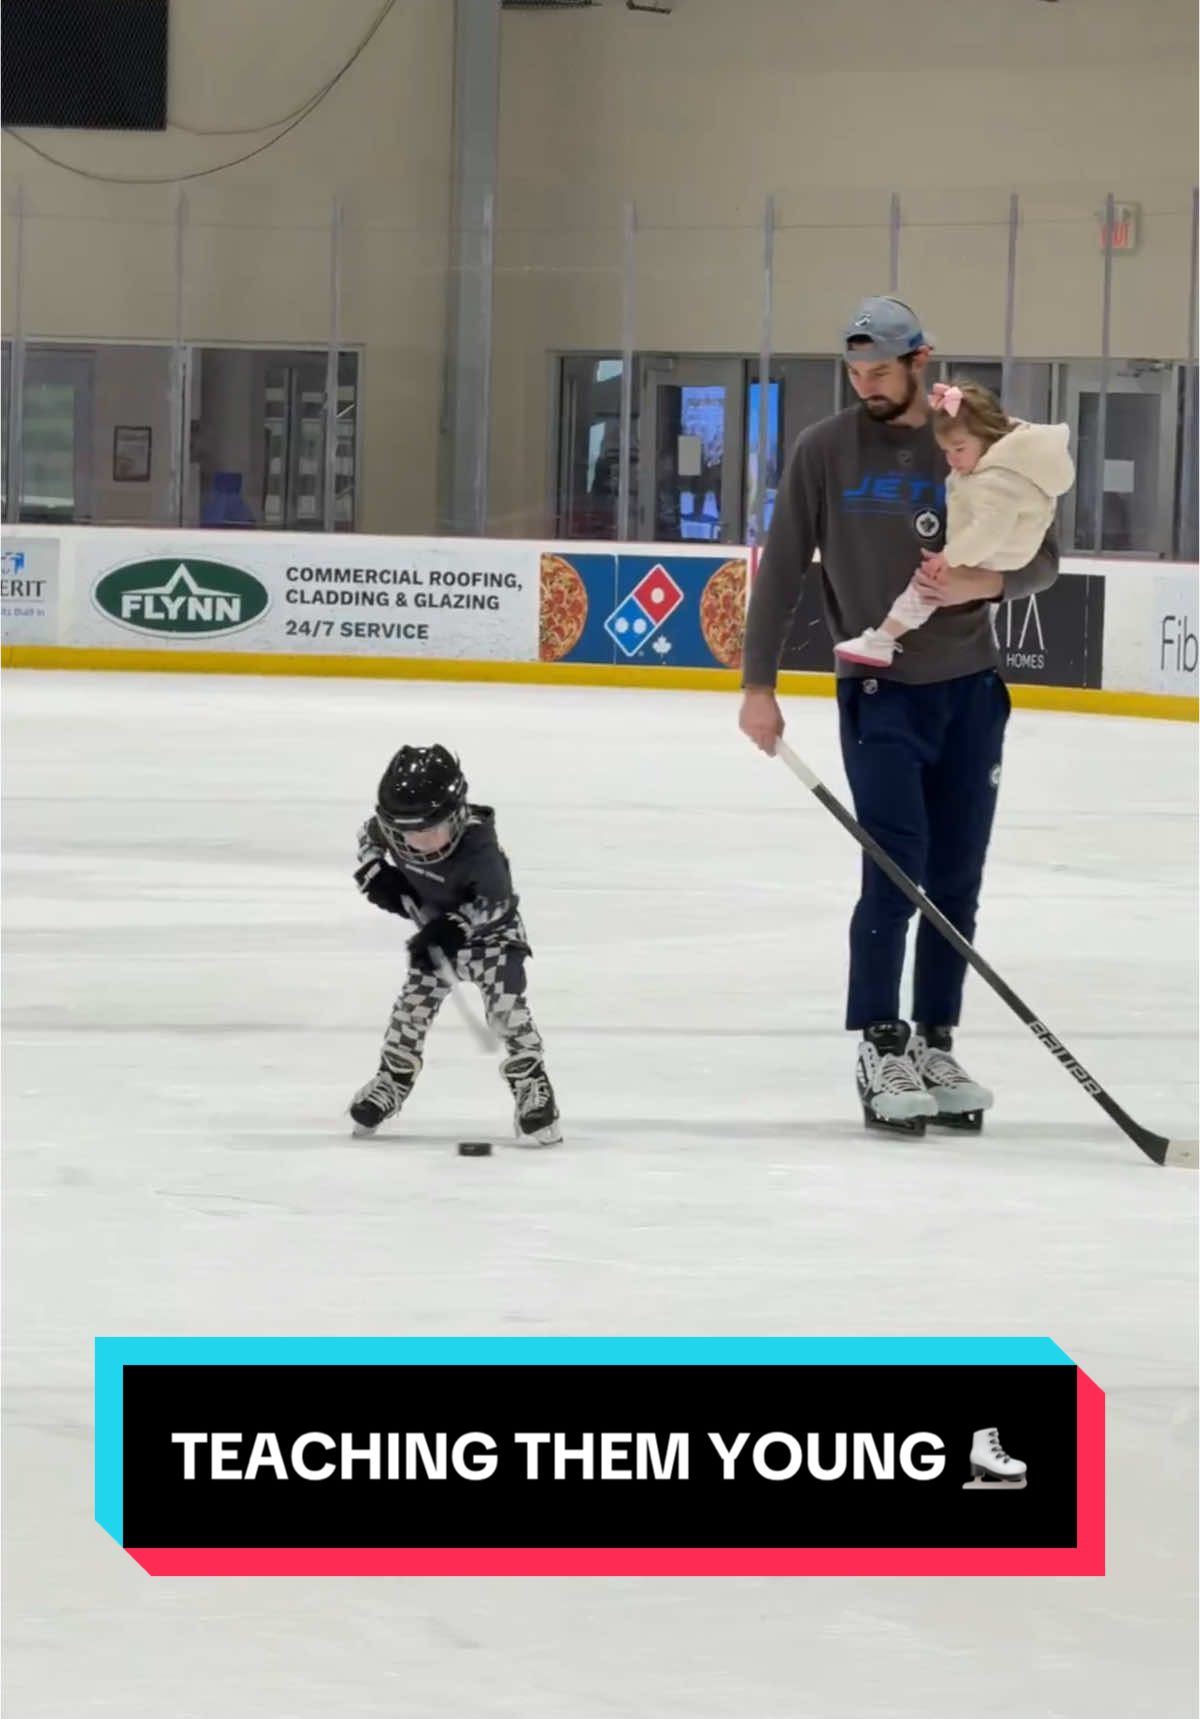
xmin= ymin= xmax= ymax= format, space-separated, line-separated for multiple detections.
xmin=3 ymin=0 xmax=1195 ymax=538
xmin=3 ymin=0 xmax=454 ymax=534
xmin=491 ymin=0 xmax=1197 ymax=532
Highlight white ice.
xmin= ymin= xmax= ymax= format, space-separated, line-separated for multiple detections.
xmin=3 ymin=669 xmax=1197 ymax=1719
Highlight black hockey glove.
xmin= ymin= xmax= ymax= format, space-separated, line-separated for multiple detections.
xmin=354 ymin=857 xmax=415 ymax=919
xmin=407 ymin=913 xmax=468 ymax=975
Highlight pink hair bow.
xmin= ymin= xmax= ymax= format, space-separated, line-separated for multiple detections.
xmin=930 ymin=382 xmax=963 ymax=417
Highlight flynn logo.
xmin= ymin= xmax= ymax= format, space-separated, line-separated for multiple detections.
xmin=93 ymin=560 xmax=270 ymax=637
xmin=1029 ymin=1021 xmax=1101 ymax=1095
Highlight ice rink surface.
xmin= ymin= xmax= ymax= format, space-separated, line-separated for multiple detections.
xmin=3 ymin=668 xmax=1197 ymax=1718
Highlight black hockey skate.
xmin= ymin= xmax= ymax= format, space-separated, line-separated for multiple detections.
xmin=348 ymin=1051 xmax=420 ymax=1137
xmin=911 ymin=1027 xmax=992 ymax=1134
xmin=502 ymin=1053 xmax=562 ymax=1147
xmin=856 ymin=1021 xmax=938 ymax=1136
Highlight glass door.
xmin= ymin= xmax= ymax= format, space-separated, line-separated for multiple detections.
xmin=556 ymin=356 xmax=626 ymax=539
xmin=261 ymin=355 xmax=357 ymax=531
xmin=1061 ymin=362 xmax=1177 ymax=556
xmin=638 ymin=357 xmax=744 ymax=544
xmin=745 ymin=374 xmax=783 ymax=546
xmin=262 ymin=362 xmax=326 ymax=528
xmin=18 ymin=347 xmax=94 ymax=523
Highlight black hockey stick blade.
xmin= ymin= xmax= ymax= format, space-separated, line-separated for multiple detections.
xmin=774 ymin=740 xmax=1196 ymax=1169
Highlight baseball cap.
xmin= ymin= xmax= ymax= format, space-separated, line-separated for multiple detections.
xmin=842 ymin=296 xmax=931 ymax=359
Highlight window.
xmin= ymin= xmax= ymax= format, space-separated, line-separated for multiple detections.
xmin=19 ymin=348 xmax=93 ymax=523
xmin=556 ymin=355 xmax=630 ymax=539
xmin=188 ymin=349 xmax=359 ymax=531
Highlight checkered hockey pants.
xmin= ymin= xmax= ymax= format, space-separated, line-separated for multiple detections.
xmin=380 ymin=940 xmax=544 ymax=1071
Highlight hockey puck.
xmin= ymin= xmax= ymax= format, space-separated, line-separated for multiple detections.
xmin=457 ymin=1140 xmax=492 ymax=1157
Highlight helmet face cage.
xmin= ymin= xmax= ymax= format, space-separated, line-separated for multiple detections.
xmin=376 ymin=746 xmax=469 ymax=863
xmin=378 ymin=801 xmax=468 ymax=863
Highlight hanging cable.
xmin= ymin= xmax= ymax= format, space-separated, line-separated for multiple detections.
xmin=2 ymin=0 xmax=397 ymax=183
xmin=171 ymin=0 xmax=398 ymax=136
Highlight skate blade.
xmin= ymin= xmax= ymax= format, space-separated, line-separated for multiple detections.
xmin=929 ymin=1109 xmax=985 ymax=1134
xmin=862 ymin=1106 xmax=928 ymax=1137
xmin=962 ymin=1477 xmax=1027 ymax=1490
xmin=350 ymin=1119 xmax=382 ymax=1138
xmin=835 ymin=649 xmax=894 ymax=668
xmin=931 ymin=1087 xmax=993 ymax=1115
xmin=514 ymin=1124 xmax=563 ymax=1148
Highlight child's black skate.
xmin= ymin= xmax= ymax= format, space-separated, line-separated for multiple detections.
xmin=348 ymin=1051 xmax=420 ymax=1137
xmin=911 ymin=1026 xmax=992 ymax=1134
xmin=855 ymin=1021 xmax=937 ymax=1136
xmin=502 ymin=1053 xmax=562 ymax=1147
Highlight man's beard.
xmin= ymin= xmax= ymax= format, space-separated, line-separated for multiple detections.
xmin=860 ymin=371 xmax=918 ymax=422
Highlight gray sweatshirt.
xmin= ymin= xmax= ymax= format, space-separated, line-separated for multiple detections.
xmin=743 ymin=406 xmax=1060 ymax=688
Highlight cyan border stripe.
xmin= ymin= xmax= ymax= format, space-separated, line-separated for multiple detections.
xmin=96 ymin=1336 xmax=1071 ymax=1368
xmin=94 ymin=1338 xmax=125 ymax=1545
xmin=95 ymin=1336 xmax=1072 ymax=1545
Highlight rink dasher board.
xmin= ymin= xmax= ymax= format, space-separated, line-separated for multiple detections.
xmin=1 ymin=526 xmax=1195 ymax=718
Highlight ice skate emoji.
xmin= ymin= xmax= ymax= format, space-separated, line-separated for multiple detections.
xmin=962 ymin=1427 xmax=1027 ymax=1490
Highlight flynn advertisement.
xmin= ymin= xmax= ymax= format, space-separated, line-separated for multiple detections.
xmin=66 ymin=534 xmax=539 ymax=661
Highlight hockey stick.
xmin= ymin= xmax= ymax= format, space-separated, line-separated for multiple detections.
xmin=429 ymin=946 xmax=500 ymax=1053
xmin=774 ymin=739 xmax=1196 ymax=1169
xmin=370 ymin=833 xmax=499 ymax=1054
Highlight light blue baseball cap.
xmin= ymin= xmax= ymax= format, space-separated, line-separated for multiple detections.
xmin=843 ymin=296 xmax=931 ymax=359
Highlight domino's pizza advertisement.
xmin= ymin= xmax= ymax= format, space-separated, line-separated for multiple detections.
xmin=537 ymin=549 xmax=748 ymax=669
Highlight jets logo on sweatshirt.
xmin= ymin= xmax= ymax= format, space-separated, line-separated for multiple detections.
xmin=842 ymin=472 xmax=946 ymax=514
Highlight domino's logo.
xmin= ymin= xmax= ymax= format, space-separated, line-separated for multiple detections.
xmin=604 ymin=564 xmax=684 ymax=658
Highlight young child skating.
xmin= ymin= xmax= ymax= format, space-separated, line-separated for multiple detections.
xmin=835 ymin=379 xmax=1075 ymax=668
xmin=349 ymin=743 xmax=562 ymax=1146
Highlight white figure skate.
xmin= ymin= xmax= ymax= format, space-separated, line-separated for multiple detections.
xmin=834 ymin=627 xmax=899 ymax=668
xmin=962 ymin=1427 xmax=1027 ymax=1490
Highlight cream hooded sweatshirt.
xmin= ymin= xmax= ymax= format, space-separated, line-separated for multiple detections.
xmin=944 ymin=422 xmax=1075 ymax=571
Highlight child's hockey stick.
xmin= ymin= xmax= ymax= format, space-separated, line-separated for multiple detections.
xmin=370 ymin=833 xmax=499 ymax=1054
xmin=429 ymin=946 xmax=500 ymax=1054
xmin=774 ymin=739 xmax=1196 ymax=1169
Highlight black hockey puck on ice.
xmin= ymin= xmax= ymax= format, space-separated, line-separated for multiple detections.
xmin=457 ymin=1141 xmax=492 ymax=1157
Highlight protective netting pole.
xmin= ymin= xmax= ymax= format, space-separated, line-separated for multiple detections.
xmin=1092 ymin=192 xmax=1115 ymax=553
xmin=617 ymin=199 xmax=637 ymax=542
xmin=1001 ymin=193 xmax=1019 ymax=411
xmin=888 ymin=192 xmax=901 ymax=294
xmin=6 ymin=185 xmax=27 ymax=521
xmin=1179 ymin=186 xmax=1198 ymax=557
xmin=323 ymin=194 xmax=344 ymax=535
xmin=169 ymin=189 xmax=187 ymax=526
xmin=474 ymin=188 xmax=495 ymax=534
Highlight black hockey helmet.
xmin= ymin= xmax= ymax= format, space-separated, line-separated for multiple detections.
xmin=375 ymin=744 xmax=469 ymax=860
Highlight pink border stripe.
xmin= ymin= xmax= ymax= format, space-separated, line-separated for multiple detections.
xmin=127 ymin=1372 xmax=1104 ymax=1579
xmin=126 ymin=1545 xmax=1093 ymax=1577
xmin=1073 ymin=1367 xmax=1106 ymax=1574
